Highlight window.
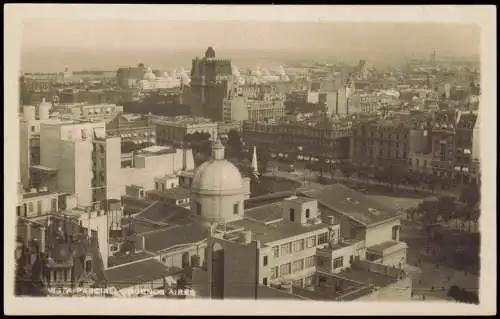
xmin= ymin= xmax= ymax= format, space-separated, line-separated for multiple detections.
xmin=263 ymin=256 xmax=268 ymax=266
xmin=85 ymin=259 xmax=93 ymax=273
xmin=304 ymin=275 xmax=314 ymax=287
xmin=289 ymin=208 xmax=295 ymax=222
xmin=305 ymin=256 xmax=315 ymax=268
xmin=155 ymin=182 xmax=159 ymax=190
xmin=233 ymin=203 xmax=239 ymax=215
xmin=16 ymin=206 xmax=21 ymax=217
xmin=272 ymin=246 xmax=279 ymax=258
xmin=292 ymin=259 xmax=304 ymax=273
xmin=36 ymin=200 xmax=42 ymax=215
xmin=349 ymin=255 xmax=354 ymax=265
xmin=306 ymin=236 xmax=316 ymax=248
xmin=170 ymin=183 xmax=175 ymax=189
xmin=317 ymin=256 xmax=329 ymax=268
xmin=195 ymin=202 xmax=202 ymax=215
xmin=280 ymin=243 xmax=291 ymax=255
xmin=263 ymin=277 xmax=268 ymax=286
xmin=279 ymin=263 xmax=291 ymax=276
xmin=293 ymin=239 xmax=305 ymax=252
xmin=333 ymin=257 xmax=344 ymax=269
xmin=31 ymin=126 xmax=35 ymax=132
xmin=51 ymin=198 xmax=57 ymax=212
xmin=271 ymin=267 xmax=278 ymax=279
xmin=305 ymin=208 xmax=310 ymax=218
xmin=392 ymin=225 xmax=399 ymax=241
xmin=317 ymin=232 xmax=329 ymax=245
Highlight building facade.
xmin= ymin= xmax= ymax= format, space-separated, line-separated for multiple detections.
xmin=188 ymin=47 xmax=234 ymax=122
xmin=154 ymin=116 xmax=218 ymax=147
xmin=243 ymin=120 xmax=352 ymax=162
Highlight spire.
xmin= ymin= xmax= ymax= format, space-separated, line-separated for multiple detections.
xmin=251 ymin=146 xmax=260 ymax=182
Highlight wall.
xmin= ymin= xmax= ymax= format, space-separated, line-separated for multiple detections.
xmin=155 ymin=243 xmax=207 ymax=269
xmin=260 ymin=228 xmax=329 ymax=285
xmin=216 ymin=238 xmax=259 ymax=299
xmin=40 ymin=123 xmax=62 ymax=170
xmin=20 ymin=192 xmax=59 ymax=217
xmin=321 ymin=242 xmax=366 ymax=274
xmin=78 ymin=211 xmax=111 ymax=269
xmin=191 ymin=192 xmax=245 ymax=222
xmin=226 ymin=96 xmax=248 ymax=122
xmin=105 ymin=137 xmax=122 ymax=200
xmin=356 ymin=276 xmax=412 ymax=301
xmin=365 ymin=219 xmax=400 ymax=248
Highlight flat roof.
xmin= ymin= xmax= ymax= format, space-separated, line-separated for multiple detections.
xmin=299 ymin=184 xmax=403 ymax=227
xmin=229 ymin=217 xmax=328 ymax=245
xmin=367 ymin=240 xmax=408 ymax=255
xmin=335 ymin=268 xmax=398 ymax=288
xmin=22 ymin=190 xmax=56 ymax=199
xmin=244 ymin=202 xmax=284 ymax=223
xmin=257 ymin=286 xmax=308 ymax=300
xmin=31 ymin=165 xmax=58 ymax=172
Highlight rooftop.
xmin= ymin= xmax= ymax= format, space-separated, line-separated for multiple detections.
xmin=367 ymin=240 xmax=408 ymax=255
xmin=153 ymin=116 xmax=215 ymax=126
xmin=143 ymin=223 xmax=208 ymax=253
xmin=335 ymin=267 xmax=398 ymax=288
xmin=136 ymin=145 xmax=177 ymax=156
xmin=135 ymin=201 xmax=194 ymax=227
xmin=22 ymin=190 xmax=56 ymax=199
xmin=146 ymin=188 xmax=190 ymax=201
xmin=107 ymin=251 xmax=154 ymax=267
xmin=104 ymin=258 xmax=179 ymax=289
xmin=299 ymin=184 xmax=403 ymax=227
xmin=229 ymin=217 xmax=327 ymax=245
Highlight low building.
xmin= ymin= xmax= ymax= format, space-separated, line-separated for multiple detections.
xmin=106 ymin=113 xmax=156 ymax=155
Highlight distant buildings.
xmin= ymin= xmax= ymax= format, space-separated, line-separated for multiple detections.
xmin=243 ymin=119 xmax=352 ymax=162
xmin=351 ymin=116 xmax=411 ymax=166
xmin=153 ymin=116 xmax=218 ymax=147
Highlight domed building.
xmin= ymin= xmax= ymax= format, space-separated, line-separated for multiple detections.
xmin=190 ymin=139 xmax=245 ymax=223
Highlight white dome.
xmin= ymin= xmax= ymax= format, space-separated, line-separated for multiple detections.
xmin=192 ymin=159 xmax=242 ymax=194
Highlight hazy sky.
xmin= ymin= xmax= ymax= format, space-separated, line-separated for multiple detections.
xmin=22 ymin=20 xmax=480 ymax=55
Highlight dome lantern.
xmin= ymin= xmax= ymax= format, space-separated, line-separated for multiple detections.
xmin=212 ymin=138 xmax=225 ymax=160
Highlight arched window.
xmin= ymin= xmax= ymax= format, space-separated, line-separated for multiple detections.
xmin=85 ymin=258 xmax=93 ymax=273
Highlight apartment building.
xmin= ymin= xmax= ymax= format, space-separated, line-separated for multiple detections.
xmin=36 ymin=120 xmax=121 ymax=208
xmin=243 ymin=120 xmax=352 ymax=162
xmin=154 ymin=116 xmax=218 ymax=147
xmin=351 ymin=116 xmax=410 ymax=166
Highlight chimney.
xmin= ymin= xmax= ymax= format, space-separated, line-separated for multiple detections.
xmin=243 ymin=230 xmax=253 ymax=245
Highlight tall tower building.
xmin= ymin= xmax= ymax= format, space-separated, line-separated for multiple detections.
xmin=189 ymin=47 xmax=234 ymax=122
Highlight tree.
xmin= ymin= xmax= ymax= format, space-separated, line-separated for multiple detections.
xmin=257 ymin=146 xmax=271 ymax=175
xmin=435 ymin=196 xmax=457 ymax=225
xmin=339 ymin=162 xmax=354 ymax=181
xmin=227 ymin=129 xmax=243 ymax=158
xmin=459 ymin=183 xmax=480 ymax=208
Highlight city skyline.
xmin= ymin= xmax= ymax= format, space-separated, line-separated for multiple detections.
xmin=21 ymin=21 xmax=480 ymax=72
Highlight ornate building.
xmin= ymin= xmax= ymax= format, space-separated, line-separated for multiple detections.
xmin=188 ymin=47 xmax=234 ymax=122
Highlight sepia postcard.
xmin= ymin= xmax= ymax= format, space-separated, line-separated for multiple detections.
xmin=4 ymin=4 xmax=497 ymax=316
